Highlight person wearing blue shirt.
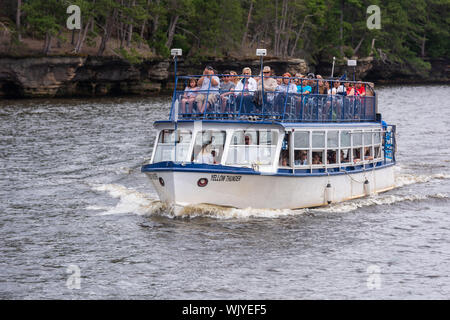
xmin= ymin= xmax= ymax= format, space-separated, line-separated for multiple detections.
xmin=297 ymin=78 xmax=312 ymax=94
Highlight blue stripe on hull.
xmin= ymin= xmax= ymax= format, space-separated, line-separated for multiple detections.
xmin=141 ymin=161 xmax=396 ymax=177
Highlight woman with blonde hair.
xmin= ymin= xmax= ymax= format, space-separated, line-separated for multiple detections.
xmin=234 ymin=67 xmax=258 ymax=114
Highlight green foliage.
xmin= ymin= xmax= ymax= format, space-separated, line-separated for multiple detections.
xmin=115 ymin=47 xmax=143 ymax=64
xmin=3 ymin=0 xmax=448 ymax=78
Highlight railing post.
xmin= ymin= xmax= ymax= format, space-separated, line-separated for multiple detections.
xmin=238 ymin=76 xmax=246 ymax=118
xmin=282 ymin=81 xmax=290 ymax=121
xmin=300 ymin=78 xmax=303 ymax=121
xmin=316 ymin=79 xmax=319 ymax=122
xmin=203 ymin=74 xmax=212 ymax=119
xmin=363 ymin=83 xmax=367 ymax=121
xmin=260 ymin=56 xmax=265 ymax=115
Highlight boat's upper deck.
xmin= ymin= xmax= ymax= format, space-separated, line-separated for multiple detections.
xmin=170 ymin=74 xmax=377 ymax=123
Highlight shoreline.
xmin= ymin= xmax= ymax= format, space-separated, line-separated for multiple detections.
xmin=0 ymin=82 xmax=447 ymax=103
xmin=0 ymin=55 xmax=448 ymax=99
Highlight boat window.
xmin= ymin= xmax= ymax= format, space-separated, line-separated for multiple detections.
xmin=226 ymin=130 xmax=278 ymax=166
xmin=364 ymin=146 xmax=374 ymax=160
xmin=374 ymin=146 xmax=381 ymax=159
xmin=312 ymin=131 xmax=325 ymax=148
xmin=341 ymin=131 xmax=351 ymax=148
xmin=353 ymin=147 xmax=363 ymax=163
xmin=294 ymin=131 xmax=310 ymax=167
xmin=327 ymin=150 xmax=337 ymax=164
xmin=374 ymin=131 xmax=381 ymax=144
xmin=294 ymin=150 xmax=309 ymax=166
xmin=312 ymin=151 xmax=324 ymax=165
xmin=279 ymin=133 xmax=291 ymax=167
xmin=153 ymin=129 xmax=192 ymax=163
xmin=364 ymin=131 xmax=373 ymax=146
xmin=353 ymin=131 xmax=362 ymax=147
xmin=294 ymin=131 xmax=309 ymax=148
xmin=327 ymin=131 xmax=339 ymax=148
xmin=340 ymin=149 xmax=350 ymax=163
xmin=192 ymin=130 xmax=226 ymax=164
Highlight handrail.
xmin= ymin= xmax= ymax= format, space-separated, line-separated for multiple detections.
xmin=171 ymin=74 xmax=376 ymax=123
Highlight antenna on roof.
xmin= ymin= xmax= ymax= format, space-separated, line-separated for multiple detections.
xmin=170 ymin=49 xmax=182 ymax=160
xmin=256 ymin=49 xmax=267 ymax=111
xmin=331 ymin=56 xmax=336 ymax=78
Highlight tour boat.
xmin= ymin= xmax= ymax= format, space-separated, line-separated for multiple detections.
xmin=141 ymin=50 xmax=397 ymax=209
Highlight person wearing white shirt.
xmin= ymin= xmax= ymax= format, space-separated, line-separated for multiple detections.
xmin=195 ymin=143 xmax=215 ymax=164
xmin=234 ymin=67 xmax=257 ymax=114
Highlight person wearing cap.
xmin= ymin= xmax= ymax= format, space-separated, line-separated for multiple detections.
xmin=257 ymin=66 xmax=278 ymax=92
xmin=253 ymin=66 xmax=278 ymax=109
xmin=195 ymin=65 xmax=220 ymax=113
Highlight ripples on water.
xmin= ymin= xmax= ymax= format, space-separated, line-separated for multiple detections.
xmin=0 ymin=86 xmax=449 ymax=299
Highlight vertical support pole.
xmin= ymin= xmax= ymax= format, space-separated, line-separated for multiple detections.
xmin=260 ymin=56 xmax=265 ymax=115
xmin=173 ymin=55 xmax=178 ymax=162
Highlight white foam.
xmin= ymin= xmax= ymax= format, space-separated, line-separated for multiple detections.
xmin=174 ymin=204 xmax=305 ymax=220
xmin=395 ymin=172 xmax=450 ymax=188
xmin=90 ymin=184 xmax=167 ymax=216
xmin=89 ymin=171 xmax=449 ymax=219
xmin=313 ymin=193 xmax=442 ymax=214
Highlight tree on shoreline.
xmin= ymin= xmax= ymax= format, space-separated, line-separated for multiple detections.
xmin=0 ymin=0 xmax=447 ymax=76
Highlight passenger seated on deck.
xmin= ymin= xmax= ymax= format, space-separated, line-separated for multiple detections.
xmin=364 ymin=147 xmax=374 ymax=160
xmin=335 ymin=80 xmax=346 ymax=96
xmin=353 ymin=148 xmax=361 ymax=163
xmin=294 ymin=150 xmax=308 ymax=166
xmin=293 ymin=73 xmax=303 ymax=88
xmin=180 ymin=78 xmax=198 ymax=115
xmin=341 ymin=150 xmax=350 ymax=163
xmin=195 ymin=142 xmax=214 ymax=164
xmin=327 ymin=150 xmax=337 ymax=164
xmin=355 ymin=81 xmax=366 ymax=96
xmin=297 ymin=78 xmax=312 ymax=94
xmin=311 ymin=75 xmax=326 ymax=94
xmin=312 ymin=152 xmax=322 ymax=165
xmin=234 ymin=67 xmax=257 ymax=114
xmin=254 ymin=66 xmax=277 ymax=108
xmin=195 ymin=65 xmax=220 ymax=114
xmin=274 ymin=73 xmax=297 ymax=114
xmin=344 ymin=81 xmax=355 ymax=96
xmin=219 ymin=70 xmax=236 ymax=113
xmin=279 ymin=150 xmax=289 ymax=167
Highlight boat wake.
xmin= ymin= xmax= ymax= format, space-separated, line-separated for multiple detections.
xmin=88 ymin=171 xmax=449 ymax=219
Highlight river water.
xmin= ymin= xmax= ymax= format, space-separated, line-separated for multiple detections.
xmin=0 ymin=85 xmax=449 ymax=299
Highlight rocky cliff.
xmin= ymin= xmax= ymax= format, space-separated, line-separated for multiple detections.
xmin=0 ymin=56 xmax=309 ymax=98
xmin=0 ymin=55 xmax=447 ymax=98
xmin=0 ymin=56 xmax=170 ymax=98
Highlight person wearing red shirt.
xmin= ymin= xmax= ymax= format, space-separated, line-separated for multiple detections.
xmin=356 ymin=82 xmax=366 ymax=96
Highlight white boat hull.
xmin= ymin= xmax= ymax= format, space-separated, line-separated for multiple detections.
xmin=145 ymin=165 xmax=396 ymax=209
